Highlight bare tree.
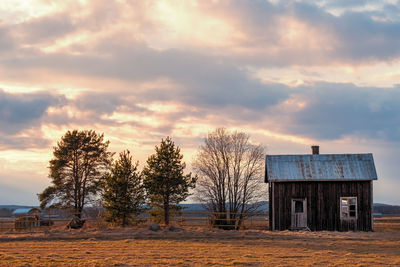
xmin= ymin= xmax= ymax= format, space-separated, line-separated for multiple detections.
xmin=193 ymin=128 xmax=266 ymax=229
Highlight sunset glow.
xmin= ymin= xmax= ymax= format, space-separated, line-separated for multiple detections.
xmin=1 ymin=0 xmax=400 ymax=205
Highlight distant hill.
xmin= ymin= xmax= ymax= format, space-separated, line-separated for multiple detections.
xmin=373 ymin=204 xmax=400 ymax=214
xmin=373 ymin=203 xmax=391 ymax=207
xmin=179 ymin=203 xmax=205 ymax=211
xmin=0 ymin=205 xmax=40 ymax=217
xmin=179 ymin=202 xmax=269 ymax=212
xmin=0 ymin=205 xmax=39 ymax=210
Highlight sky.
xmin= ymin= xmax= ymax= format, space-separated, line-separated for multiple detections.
xmin=0 ymin=0 xmax=400 ymax=205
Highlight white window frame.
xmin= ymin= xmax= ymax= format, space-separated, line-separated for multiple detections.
xmin=340 ymin=197 xmax=357 ymax=220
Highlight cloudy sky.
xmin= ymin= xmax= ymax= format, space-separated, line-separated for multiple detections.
xmin=1 ymin=0 xmax=399 ymax=205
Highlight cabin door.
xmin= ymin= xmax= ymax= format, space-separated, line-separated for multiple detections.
xmin=291 ymin=198 xmax=307 ymax=229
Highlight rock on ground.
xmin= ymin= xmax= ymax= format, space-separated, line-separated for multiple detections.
xmin=168 ymin=226 xmax=183 ymax=232
xmin=66 ymin=217 xmax=85 ymax=229
xmin=149 ymin=223 xmax=160 ymax=231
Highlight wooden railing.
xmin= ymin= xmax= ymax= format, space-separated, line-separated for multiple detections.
xmin=172 ymin=211 xmax=269 ymax=229
xmin=2 ymin=213 xmax=399 ymax=232
xmin=0 ymin=211 xmax=269 ymax=232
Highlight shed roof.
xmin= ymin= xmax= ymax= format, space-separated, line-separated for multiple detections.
xmin=265 ymin=153 xmax=378 ymax=182
xmin=12 ymin=208 xmax=40 ymax=215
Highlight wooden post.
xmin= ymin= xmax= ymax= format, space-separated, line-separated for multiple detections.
xmin=271 ymin=182 xmax=275 ymax=231
xmin=371 ymin=181 xmax=374 ymax=231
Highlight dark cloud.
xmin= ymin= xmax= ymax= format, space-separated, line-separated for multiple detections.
xmin=14 ymin=13 xmax=76 ymax=44
xmin=76 ymin=92 xmax=135 ymax=115
xmin=13 ymin=0 xmax=123 ymax=44
xmin=0 ymin=135 xmax=50 ymax=150
xmin=200 ymin=0 xmax=400 ymax=65
xmin=113 ymin=46 xmax=290 ymax=110
xmin=0 ymin=0 xmax=126 ymax=60
xmin=0 ymin=26 xmax=14 ymax=53
xmin=0 ymin=89 xmax=65 ymax=134
xmin=313 ymin=0 xmax=373 ymax=9
xmin=42 ymin=91 xmax=155 ymax=130
xmin=282 ymin=83 xmax=400 ymax=141
xmin=61 ymin=79 xmax=400 ymax=144
xmin=2 ymin=0 xmax=400 ymax=77
xmin=1 ymin=0 xmax=400 ymax=147
xmin=2 ymin=0 xmax=400 ymax=69
xmin=292 ymin=2 xmax=400 ymax=63
xmin=1 ymin=40 xmax=291 ymax=111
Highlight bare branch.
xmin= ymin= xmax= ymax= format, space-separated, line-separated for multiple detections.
xmin=193 ymin=128 xmax=267 ymax=229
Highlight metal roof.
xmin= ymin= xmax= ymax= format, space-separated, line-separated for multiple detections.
xmin=12 ymin=208 xmax=40 ymax=215
xmin=265 ymin=153 xmax=378 ymax=182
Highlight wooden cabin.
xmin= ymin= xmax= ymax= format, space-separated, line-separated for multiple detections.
xmin=266 ymin=146 xmax=378 ymax=231
xmin=12 ymin=208 xmax=41 ymax=229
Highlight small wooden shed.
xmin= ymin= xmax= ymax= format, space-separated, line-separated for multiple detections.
xmin=12 ymin=208 xmax=41 ymax=217
xmin=266 ymin=146 xmax=378 ymax=231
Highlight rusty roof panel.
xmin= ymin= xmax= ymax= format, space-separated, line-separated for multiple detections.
xmin=265 ymin=153 xmax=377 ymax=182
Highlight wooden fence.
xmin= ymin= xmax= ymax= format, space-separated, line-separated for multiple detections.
xmin=172 ymin=211 xmax=269 ymax=229
xmin=2 ymin=212 xmax=399 ymax=232
xmin=0 ymin=211 xmax=269 ymax=232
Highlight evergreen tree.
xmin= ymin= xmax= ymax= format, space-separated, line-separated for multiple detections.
xmin=102 ymin=150 xmax=145 ymax=226
xmin=142 ymin=137 xmax=196 ymax=225
xmin=39 ymin=130 xmax=113 ymax=218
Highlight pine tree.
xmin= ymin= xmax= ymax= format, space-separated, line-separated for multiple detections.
xmin=142 ymin=137 xmax=196 ymax=225
xmin=102 ymin=150 xmax=145 ymax=226
xmin=39 ymin=130 xmax=113 ymax=218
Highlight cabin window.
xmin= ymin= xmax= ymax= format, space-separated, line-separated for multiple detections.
xmin=294 ymin=200 xmax=304 ymax=213
xmin=340 ymin=197 xmax=357 ymax=220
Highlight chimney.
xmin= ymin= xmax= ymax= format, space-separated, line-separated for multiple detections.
xmin=311 ymin=145 xmax=319 ymax=155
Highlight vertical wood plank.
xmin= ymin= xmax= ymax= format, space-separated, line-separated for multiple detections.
xmin=371 ymin=181 xmax=374 ymax=231
xmin=271 ymin=181 xmax=373 ymax=231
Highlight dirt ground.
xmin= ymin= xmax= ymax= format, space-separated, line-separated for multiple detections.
xmin=0 ymin=220 xmax=399 ymax=266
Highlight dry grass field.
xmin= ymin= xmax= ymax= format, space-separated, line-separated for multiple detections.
xmin=0 ymin=218 xmax=399 ymax=266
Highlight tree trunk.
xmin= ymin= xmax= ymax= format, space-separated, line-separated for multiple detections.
xmin=122 ymin=213 xmax=127 ymax=226
xmin=236 ymin=210 xmax=245 ymax=230
xmin=76 ymin=207 xmax=82 ymax=219
xmin=164 ymin=196 xmax=170 ymax=225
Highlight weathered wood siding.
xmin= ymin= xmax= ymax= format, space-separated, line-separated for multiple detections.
xmin=270 ymin=181 xmax=373 ymax=231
